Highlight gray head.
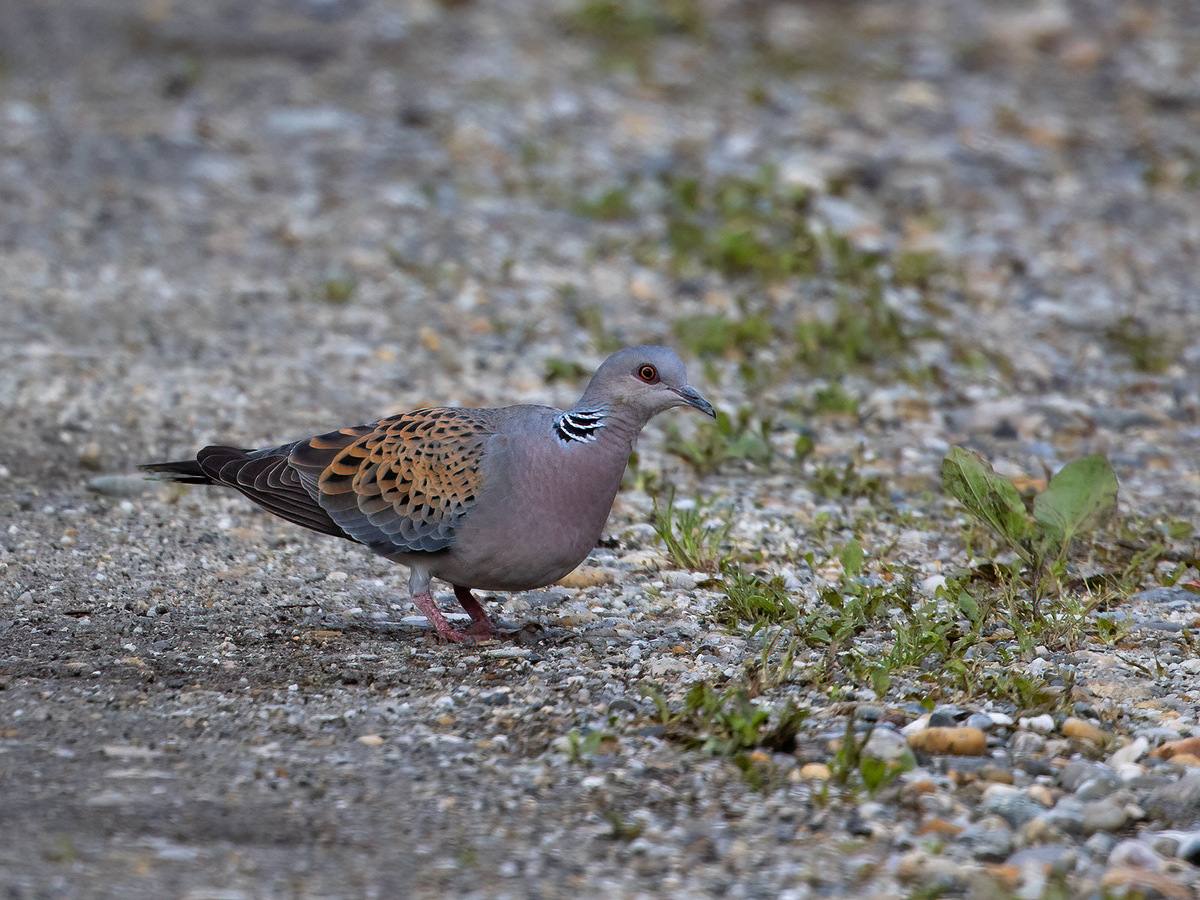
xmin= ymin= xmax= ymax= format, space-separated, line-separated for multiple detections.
xmin=575 ymin=346 xmax=716 ymax=422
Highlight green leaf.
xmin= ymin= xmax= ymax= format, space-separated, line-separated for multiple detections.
xmin=942 ymin=447 xmax=1033 ymax=561
xmin=1032 ymin=455 xmax=1118 ymax=559
xmin=840 ymin=539 xmax=864 ymax=577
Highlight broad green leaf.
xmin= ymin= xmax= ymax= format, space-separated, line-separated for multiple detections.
xmin=1032 ymin=454 xmax=1118 ymax=557
xmin=941 ymin=447 xmax=1033 ymax=560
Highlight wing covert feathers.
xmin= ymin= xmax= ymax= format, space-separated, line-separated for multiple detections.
xmin=288 ymin=408 xmax=494 ymax=554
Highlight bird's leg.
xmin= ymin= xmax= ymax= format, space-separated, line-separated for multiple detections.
xmin=406 ymin=568 xmax=475 ymax=643
xmin=410 ymin=589 xmax=473 ymax=643
xmin=454 ymin=585 xmax=497 ymax=638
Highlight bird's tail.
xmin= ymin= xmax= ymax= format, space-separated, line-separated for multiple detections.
xmin=139 ymin=459 xmax=214 ymax=484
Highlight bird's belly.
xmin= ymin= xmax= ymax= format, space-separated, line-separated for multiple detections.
xmin=430 ymin=514 xmax=602 ymax=590
xmin=431 ymin=449 xmax=625 ymax=590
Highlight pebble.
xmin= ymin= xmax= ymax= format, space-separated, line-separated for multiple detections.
xmin=1020 ymin=714 xmax=1056 ymax=734
xmin=1080 ymin=800 xmax=1129 ymax=835
xmin=957 ymin=815 xmax=1014 ymax=861
xmin=981 ymin=785 xmax=1044 ymax=828
xmin=1061 ymin=716 xmax=1106 ymax=746
xmin=907 ymin=726 xmax=987 ymax=756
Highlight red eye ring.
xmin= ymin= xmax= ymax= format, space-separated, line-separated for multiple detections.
xmin=637 ymin=365 xmax=659 ymax=383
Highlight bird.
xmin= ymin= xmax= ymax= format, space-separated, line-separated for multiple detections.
xmin=142 ymin=346 xmax=716 ymax=642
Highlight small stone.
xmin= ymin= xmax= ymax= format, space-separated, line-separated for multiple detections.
xmin=1011 ymin=731 xmax=1046 ymax=755
xmin=660 ymin=570 xmax=697 ymax=590
xmin=356 ymin=734 xmax=384 ymax=747
xmin=799 ymin=763 xmax=831 ymax=779
xmin=981 ymin=785 xmax=1043 ymax=827
xmin=956 ymin=814 xmax=1013 ymax=861
xmin=1020 ymin=714 xmax=1055 ymax=734
xmin=978 ymin=763 xmax=1014 ymax=784
xmin=1108 ymin=736 xmax=1149 ymax=768
xmin=1075 ymin=773 xmax=1123 ymax=802
xmin=1080 ymin=799 xmax=1128 ymax=835
xmin=1026 ymin=784 xmax=1056 ymax=807
xmin=907 ymin=726 xmax=987 ymax=756
xmin=558 ymin=567 xmax=613 ymax=589
xmin=864 ymin=726 xmax=917 ymax=770
xmin=78 ymin=442 xmax=103 ymax=470
xmin=1059 ymin=760 xmax=1103 ymax=792
xmin=1083 ymin=831 xmax=1119 ymax=859
xmin=1061 ymin=716 xmax=1106 ymax=746
xmin=1150 ymin=736 xmax=1200 ymax=762
xmin=966 ymin=712 xmax=995 ymax=731
xmin=1143 ymin=774 xmax=1200 ymax=826
xmin=86 ymin=474 xmax=152 ymax=497
xmin=929 ymin=706 xmax=961 ymax=728
xmin=1109 ymin=838 xmax=1164 ymax=870
xmin=1177 ymin=832 xmax=1200 ymax=866
xmin=1039 ymin=796 xmax=1086 ymax=836
xmin=1020 ymin=817 xmax=1068 ymax=845
xmin=1099 ymin=869 xmax=1190 ymax=899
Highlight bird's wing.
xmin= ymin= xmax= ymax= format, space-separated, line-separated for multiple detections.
xmin=288 ymin=408 xmax=496 ymax=554
xmin=193 ymin=445 xmax=355 ymax=541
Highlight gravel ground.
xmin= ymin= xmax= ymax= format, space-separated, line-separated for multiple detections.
xmin=2 ymin=1 xmax=1200 ymax=898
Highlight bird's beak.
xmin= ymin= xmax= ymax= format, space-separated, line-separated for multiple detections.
xmin=673 ymin=385 xmax=716 ymax=418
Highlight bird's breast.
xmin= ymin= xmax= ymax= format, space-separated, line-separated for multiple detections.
xmin=430 ymin=430 xmax=632 ymax=590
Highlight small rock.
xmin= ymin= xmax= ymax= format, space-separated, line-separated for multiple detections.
xmin=1143 ymin=774 xmax=1200 ymax=825
xmin=1011 ymin=731 xmax=1046 ymax=755
xmin=1150 ymin=736 xmax=1200 ymax=762
xmin=966 ymin=712 xmax=995 ymax=731
xmin=956 ymin=814 xmax=1013 ymax=861
xmin=557 ymin=567 xmax=612 ymax=589
xmin=1099 ymin=868 xmax=1192 ymax=899
xmin=1109 ymin=838 xmax=1164 ymax=870
xmin=864 ymin=726 xmax=916 ymax=770
xmin=981 ymin=785 xmax=1043 ymax=827
xmin=1082 ymin=831 xmax=1119 ymax=859
xmin=1021 ymin=817 xmax=1068 ymax=845
xmin=86 ymin=474 xmax=151 ymax=497
xmin=929 ymin=705 xmax=962 ymax=728
xmin=1178 ymin=832 xmax=1200 ymax=866
xmin=1108 ymin=736 xmax=1149 ymax=768
xmin=1039 ymin=797 xmax=1086 ymax=836
xmin=1061 ymin=716 xmax=1106 ymax=746
xmin=78 ymin=442 xmax=103 ymax=470
xmin=1020 ymin=714 xmax=1055 ymax=734
xmin=908 ymin=726 xmax=987 ymax=756
xmin=1081 ymin=799 xmax=1129 ymax=835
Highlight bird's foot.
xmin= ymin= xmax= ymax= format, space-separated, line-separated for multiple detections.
xmin=411 ymin=591 xmax=477 ymax=644
xmin=454 ymin=585 xmax=498 ymax=640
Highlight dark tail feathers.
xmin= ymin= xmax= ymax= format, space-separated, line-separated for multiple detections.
xmin=139 ymin=458 xmax=214 ymax=484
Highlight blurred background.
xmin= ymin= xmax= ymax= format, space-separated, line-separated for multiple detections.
xmin=0 ymin=0 xmax=1196 ymax=500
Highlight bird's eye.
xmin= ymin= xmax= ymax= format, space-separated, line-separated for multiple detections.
xmin=636 ymin=365 xmax=659 ymax=383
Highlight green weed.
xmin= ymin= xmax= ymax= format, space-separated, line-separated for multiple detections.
xmin=716 ymin=568 xmax=797 ymax=627
xmin=942 ymin=448 xmax=1119 ymax=611
xmin=652 ymin=492 xmax=734 ymax=572
xmin=641 ymin=681 xmax=807 ymax=757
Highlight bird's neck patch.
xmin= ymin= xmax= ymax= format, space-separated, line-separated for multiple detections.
xmin=554 ymin=409 xmax=606 ymax=444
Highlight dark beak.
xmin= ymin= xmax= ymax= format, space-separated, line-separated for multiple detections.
xmin=674 ymin=385 xmax=716 ymax=418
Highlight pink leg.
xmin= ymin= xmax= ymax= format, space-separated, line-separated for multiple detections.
xmin=410 ymin=589 xmax=474 ymax=643
xmin=454 ymin=585 xmax=497 ymax=638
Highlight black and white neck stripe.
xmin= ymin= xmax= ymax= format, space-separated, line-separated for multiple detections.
xmin=554 ymin=409 xmax=606 ymax=444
